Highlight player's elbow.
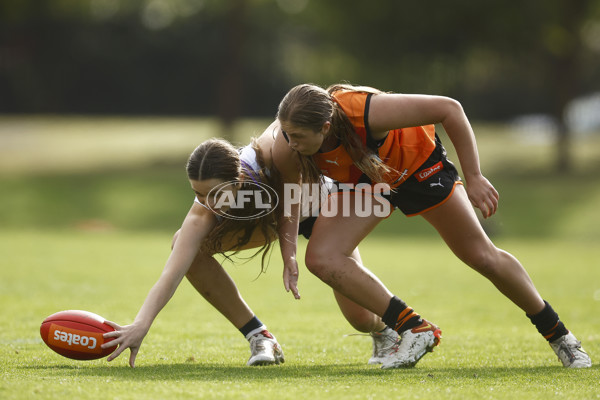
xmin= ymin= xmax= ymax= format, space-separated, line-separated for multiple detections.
xmin=171 ymin=229 xmax=181 ymax=250
xmin=442 ymin=96 xmax=464 ymax=116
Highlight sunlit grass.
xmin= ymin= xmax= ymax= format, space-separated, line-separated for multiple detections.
xmin=1 ymin=231 xmax=598 ymax=400
xmin=0 ymin=116 xmax=272 ymax=175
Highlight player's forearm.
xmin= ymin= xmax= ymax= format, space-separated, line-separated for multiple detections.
xmin=278 ymin=203 xmax=300 ymax=263
xmin=133 ymin=213 xmax=207 ymax=329
xmin=133 ymin=265 xmax=185 ymax=329
xmin=441 ymin=102 xmax=483 ymax=180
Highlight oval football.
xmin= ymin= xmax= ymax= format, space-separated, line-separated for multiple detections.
xmin=40 ymin=310 xmax=117 ymax=360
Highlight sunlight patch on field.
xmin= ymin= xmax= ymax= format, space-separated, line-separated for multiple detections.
xmin=0 ymin=116 xmax=269 ymax=175
xmin=1 ymin=116 xmax=598 ymax=177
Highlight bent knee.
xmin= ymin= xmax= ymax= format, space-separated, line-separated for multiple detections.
xmin=304 ymin=250 xmax=324 ymax=276
xmin=305 ymin=242 xmax=349 ymax=279
xmin=305 ymin=245 xmax=336 ymax=277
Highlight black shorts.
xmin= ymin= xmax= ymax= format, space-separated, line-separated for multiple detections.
xmin=298 ymin=216 xmax=317 ymax=239
xmin=298 ymin=135 xmax=461 ymax=238
xmin=383 ymin=135 xmax=462 ymax=216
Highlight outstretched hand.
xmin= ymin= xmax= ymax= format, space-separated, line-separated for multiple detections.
xmin=283 ymin=258 xmax=301 ymax=299
xmin=102 ymin=320 xmax=149 ymax=368
xmin=465 ymin=174 xmax=499 ymax=219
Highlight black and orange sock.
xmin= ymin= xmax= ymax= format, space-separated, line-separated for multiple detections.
xmin=382 ymin=296 xmax=422 ymax=334
xmin=527 ymin=300 xmax=568 ymax=342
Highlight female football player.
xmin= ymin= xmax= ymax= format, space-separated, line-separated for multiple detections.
xmin=101 ymin=133 xmax=399 ymax=368
xmin=271 ymin=83 xmax=591 ymax=369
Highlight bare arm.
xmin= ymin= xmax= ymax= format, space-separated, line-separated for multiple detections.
xmin=270 ymin=120 xmax=303 ymax=299
xmin=369 ymin=93 xmax=499 ymax=218
xmin=102 ymin=204 xmax=217 ymax=366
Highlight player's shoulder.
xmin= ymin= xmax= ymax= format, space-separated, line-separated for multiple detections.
xmin=271 ymin=129 xmax=300 ymax=180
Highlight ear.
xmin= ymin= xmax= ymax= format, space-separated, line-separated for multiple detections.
xmin=321 ymin=121 xmax=331 ymax=136
xmin=236 ymin=171 xmax=244 ymax=187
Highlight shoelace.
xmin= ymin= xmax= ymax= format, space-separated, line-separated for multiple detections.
xmin=560 ymin=339 xmax=582 ymax=353
xmin=249 ymin=335 xmax=269 ymax=352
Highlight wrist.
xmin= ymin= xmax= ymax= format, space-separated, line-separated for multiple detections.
xmin=285 ymin=255 xmax=297 ymax=264
xmin=132 ymin=316 xmax=153 ymax=331
xmin=463 ymin=171 xmax=483 ymax=181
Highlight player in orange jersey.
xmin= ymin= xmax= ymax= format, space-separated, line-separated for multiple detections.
xmin=271 ymin=83 xmax=591 ymax=369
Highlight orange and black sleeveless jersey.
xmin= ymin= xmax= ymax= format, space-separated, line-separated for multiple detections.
xmin=314 ymin=89 xmax=437 ymax=188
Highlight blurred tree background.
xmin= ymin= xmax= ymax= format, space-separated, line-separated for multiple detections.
xmin=1 ymin=0 xmax=599 ymax=170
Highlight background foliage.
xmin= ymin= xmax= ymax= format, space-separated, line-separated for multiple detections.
xmin=1 ymin=0 xmax=599 ymax=119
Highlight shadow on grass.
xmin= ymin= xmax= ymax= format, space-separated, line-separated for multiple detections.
xmin=19 ymin=362 xmax=597 ymax=382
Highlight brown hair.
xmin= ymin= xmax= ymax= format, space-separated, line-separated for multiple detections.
xmin=276 ymin=83 xmax=395 ymax=185
xmin=186 ymin=138 xmax=281 ymax=272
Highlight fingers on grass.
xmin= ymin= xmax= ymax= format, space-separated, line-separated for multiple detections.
xmin=129 ymin=348 xmax=139 ymax=368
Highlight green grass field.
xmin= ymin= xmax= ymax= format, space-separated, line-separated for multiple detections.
xmin=1 ymin=232 xmax=599 ymax=399
xmin=1 ymin=116 xmax=599 ymax=399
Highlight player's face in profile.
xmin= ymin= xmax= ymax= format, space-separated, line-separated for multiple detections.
xmin=280 ymin=121 xmax=326 ymax=155
xmin=190 ymin=178 xmax=240 ymax=212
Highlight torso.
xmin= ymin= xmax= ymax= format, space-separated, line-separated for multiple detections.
xmin=314 ymin=89 xmax=437 ymax=187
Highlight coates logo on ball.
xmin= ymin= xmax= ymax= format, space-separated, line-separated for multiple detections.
xmin=40 ymin=310 xmax=117 ymax=360
xmin=206 ymin=180 xmax=279 ymax=220
xmin=49 ymin=325 xmax=100 ymax=352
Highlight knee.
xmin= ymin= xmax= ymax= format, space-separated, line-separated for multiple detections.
xmin=305 ymin=244 xmax=334 ymax=278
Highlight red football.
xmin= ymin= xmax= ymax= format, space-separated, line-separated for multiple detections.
xmin=40 ymin=310 xmax=117 ymax=360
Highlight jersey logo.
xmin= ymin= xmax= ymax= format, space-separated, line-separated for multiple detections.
xmin=415 ymin=161 xmax=443 ymax=182
xmin=324 ymin=157 xmax=340 ymax=166
xmin=430 ymin=178 xmax=444 ymax=188
xmin=391 ymin=169 xmax=410 ymax=185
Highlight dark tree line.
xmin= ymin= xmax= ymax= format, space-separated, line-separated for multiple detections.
xmin=1 ymin=0 xmax=599 ymax=170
